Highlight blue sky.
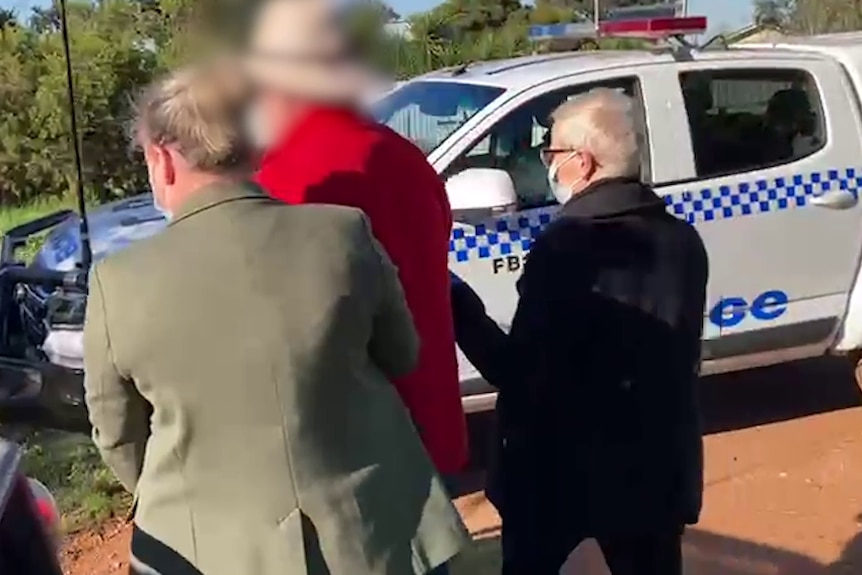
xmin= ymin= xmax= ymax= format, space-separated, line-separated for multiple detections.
xmin=385 ymin=0 xmax=755 ymax=34
xmin=2 ymin=0 xmax=755 ymax=35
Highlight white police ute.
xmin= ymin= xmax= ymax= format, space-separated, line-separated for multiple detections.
xmin=24 ymin=15 xmax=862 ymax=418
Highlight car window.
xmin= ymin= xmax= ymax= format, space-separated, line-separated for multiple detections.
xmin=442 ymin=77 xmax=647 ymax=209
xmin=370 ymin=81 xmax=505 ymax=155
xmin=679 ymin=69 xmax=825 ymax=179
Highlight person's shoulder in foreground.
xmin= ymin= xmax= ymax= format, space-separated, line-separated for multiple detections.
xmin=276 ymin=105 xmax=442 ymax=192
xmin=93 ymin=182 xmax=370 ymax=278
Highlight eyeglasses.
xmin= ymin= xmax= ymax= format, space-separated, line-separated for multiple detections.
xmin=539 ymin=147 xmax=578 ymax=167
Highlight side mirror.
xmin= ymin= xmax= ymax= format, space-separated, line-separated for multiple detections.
xmin=445 ymin=168 xmax=517 ymax=216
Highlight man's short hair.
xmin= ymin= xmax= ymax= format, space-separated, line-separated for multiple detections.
xmin=132 ymin=58 xmax=254 ymax=173
xmin=550 ymin=88 xmax=641 ymax=179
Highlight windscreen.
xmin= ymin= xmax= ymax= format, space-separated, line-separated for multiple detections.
xmin=370 ymin=81 xmax=505 ymax=155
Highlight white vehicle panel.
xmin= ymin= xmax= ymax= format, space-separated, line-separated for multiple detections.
xmin=658 ymin=56 xmax=862 ymax=367
xmin=738 ymin=35 xmax=862 ymax=353
xmin=432 ymin=66 xmax=718 ymax=401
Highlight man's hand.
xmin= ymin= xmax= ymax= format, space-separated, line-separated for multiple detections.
xmin=450 ymin=279 xmax=486 ymax=325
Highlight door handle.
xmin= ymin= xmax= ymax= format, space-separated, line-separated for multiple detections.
xmin=810 ymin=189 xmax=858 ymax=210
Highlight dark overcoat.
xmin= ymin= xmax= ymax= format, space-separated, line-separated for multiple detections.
xmin=453 ymin=177 xmax=709 ymax=536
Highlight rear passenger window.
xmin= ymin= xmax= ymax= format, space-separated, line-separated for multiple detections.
xmin=679 ymin=69 xmax=825 ymax=178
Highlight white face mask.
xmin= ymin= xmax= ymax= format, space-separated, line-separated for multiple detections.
xmin=244 ymin=104 xmax=274 ymax=150
xmin=547 ymin=151 xmax=582 ymax=205
xmin=148 ymin=167 xmax=172 ymax=221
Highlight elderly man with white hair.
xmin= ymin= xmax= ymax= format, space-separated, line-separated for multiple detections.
xmin=451 ymin=88 xmax=709 ymax=575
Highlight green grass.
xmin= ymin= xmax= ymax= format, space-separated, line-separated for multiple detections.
xmin=0 ymin=196 xmax=78 ymax=235
xmin=0 ymin=196 xmax=80 ymax=263
xmin=19 ymin=431 xmax=130 ymax=532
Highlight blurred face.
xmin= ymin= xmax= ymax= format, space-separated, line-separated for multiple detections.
xmin=245 ymin=88 xmax=303 ymax=150
xmin=540 ymin=123 xmax=597 ymax=203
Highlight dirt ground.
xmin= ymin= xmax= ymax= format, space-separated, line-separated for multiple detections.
xmin=61 ymin=356 xmax=862 ymax=574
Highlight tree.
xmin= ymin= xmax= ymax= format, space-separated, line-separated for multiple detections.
xmin=532 ymin=0 xmax=654 ymax=20
xmin=536 ymin=0 xmax=589 ymax=10
xmin=0 ymin=8 xmax=16 ymax=31
xmin=428 ymin=0 xmax=525 ymax=38
xmin=345 ymin=0 xmax=409 ymax=79
xmin=351 ymin=0 xmax=400 ymax=23
xmin=404 ymin=11 xmax=459 ymax=71
xmin=782 ymin=0 xmax=862 ymax=35
xmin=530 ymin=0 xmax=582 ymax=24
xmin=753 ymin=0 xmax=792 ymax=26
xmin=0 ymin=0 xmax=158 ymax=205
xmin=29 ymin=6 xmax=60 ymax=33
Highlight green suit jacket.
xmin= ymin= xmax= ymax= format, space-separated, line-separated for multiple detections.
xmin=83 ymin=182 xmax=469 ymax=575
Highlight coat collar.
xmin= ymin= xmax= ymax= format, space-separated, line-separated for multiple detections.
xmin=560 ymin=177 xmax=666 ymax=220
xmin=263 ymin=105 xmax=359 ymax=160
xmin=169 ymin=181 xmax=267 ymax=226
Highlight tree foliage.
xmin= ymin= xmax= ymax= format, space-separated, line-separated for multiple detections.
xmin=754 ymin=0 xmax=792 ymax=26
xmin=753 ymin=0 xmax=862 ymax=34
xmin=2 ymin=0 xmax=862 ymax=207
xmin=0 ymin=0 xmax=257 ymax=205
xmin=0 ymin=1 xmax=161 ymax=205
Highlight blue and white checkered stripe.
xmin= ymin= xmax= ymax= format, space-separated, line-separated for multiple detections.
xmin=665 ymin=168 xmax=862 ymax=224
xmin=450 ymin=211 xmax=554 ymax=263
xmin=449 ymin=168 xmax=862 ymax=262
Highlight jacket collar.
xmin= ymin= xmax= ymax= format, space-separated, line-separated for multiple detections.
xmin=560 ymin=177 xmax=666 ymax=220
xmin=263 ymin=105 xmax=358 ymax=161
xmin=169 ymin=181 xmax=266 ymax=226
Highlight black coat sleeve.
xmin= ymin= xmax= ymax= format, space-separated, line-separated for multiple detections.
xmin=451 ymin=234 xmax=563 ymax=392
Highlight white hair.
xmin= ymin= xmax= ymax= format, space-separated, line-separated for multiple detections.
xmin=550 ymin=88 xmax=641 ymax=179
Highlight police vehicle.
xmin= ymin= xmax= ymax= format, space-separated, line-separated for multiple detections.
xmin=5 ymin=14 xmax=862 ymax=429
xmin=372 ymin=18 xmax=862 ymax=412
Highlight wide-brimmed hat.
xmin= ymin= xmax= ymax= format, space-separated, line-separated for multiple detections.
xmin=243 ymin=0 xmax=373 ymax=102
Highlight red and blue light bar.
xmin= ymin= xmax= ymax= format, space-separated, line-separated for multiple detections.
xmin=528 ymin=16 xmax=708 ymax=42
xmin=600 ymin=16 xmax=708 ymax=38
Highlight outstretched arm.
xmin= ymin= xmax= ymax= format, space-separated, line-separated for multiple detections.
xmin=452 ymin=241 xmax=556 ymax=392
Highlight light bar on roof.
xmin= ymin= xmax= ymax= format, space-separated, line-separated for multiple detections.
xmin=599 ymin=16 xmax=708 ymax=38
xmin=528 ymin=22 xmax=597 ymax=41
xmin=528 ymin=15 xmax=707 ymax=42
xmin=605 ymin=2 xmax=680 ymax=21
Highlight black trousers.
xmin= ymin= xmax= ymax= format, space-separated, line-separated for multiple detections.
xmin=130 ymin=525 xmax=204 ymax=575
xmin=501 ymin=518 xmax=683 ymax=575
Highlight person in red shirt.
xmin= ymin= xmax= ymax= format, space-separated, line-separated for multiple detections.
xmin=244 ymin=0 xmax=468 ymax=488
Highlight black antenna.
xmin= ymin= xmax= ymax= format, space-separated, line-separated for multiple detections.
xmin=57 ymin=0 xmax=92 ymax=271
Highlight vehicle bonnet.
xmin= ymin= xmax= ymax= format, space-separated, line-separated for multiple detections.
xmin=32 ymin=193 xmax=166 ymax=273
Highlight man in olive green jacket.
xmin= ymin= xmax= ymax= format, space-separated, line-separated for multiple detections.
xmin=84 ymin=61 xmax=469 ymax=575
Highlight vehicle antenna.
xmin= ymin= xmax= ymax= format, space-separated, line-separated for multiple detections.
xmin=57 ymin=0 xmax=93 ymax=271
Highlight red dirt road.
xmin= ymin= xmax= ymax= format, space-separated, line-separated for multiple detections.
xmin=62 ymin=357 xmax=862 ymax=574
xmin=61 ymin=519 xmax=130 ymax=575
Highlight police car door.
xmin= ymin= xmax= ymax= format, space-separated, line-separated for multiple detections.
xmin=649 ymin=57 xmax=862 ymax=370
xmin=437 ymin=74 xmax=648 ymax=398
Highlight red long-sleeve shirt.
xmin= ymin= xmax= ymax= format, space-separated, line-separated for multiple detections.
xmin=255 ymin=107 xmax=468 ymax=474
